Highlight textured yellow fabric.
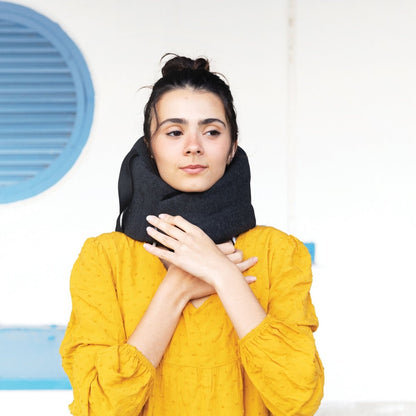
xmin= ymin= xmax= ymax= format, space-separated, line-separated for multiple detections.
xmin=60 ymin=226 xmax=324 ymax=416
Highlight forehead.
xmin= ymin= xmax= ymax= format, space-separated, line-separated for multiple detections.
xmin=155 ymin=88 xmax=226 ymax=119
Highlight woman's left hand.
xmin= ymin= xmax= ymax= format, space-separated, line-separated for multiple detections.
xmin=144 ymin=214 xmax=255 ymax=287
xmin=216 ymin=241 xmax=257 ymax=276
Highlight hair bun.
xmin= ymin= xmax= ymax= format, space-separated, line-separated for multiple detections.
xmin=161 ymin=54 xmax=210 ymax=77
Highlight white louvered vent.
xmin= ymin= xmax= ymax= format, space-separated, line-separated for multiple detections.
xmin=0 ymin=3 xmax=94 ymax=203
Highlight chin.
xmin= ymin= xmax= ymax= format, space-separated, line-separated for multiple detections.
xmin=173 ymin=182 xmax=213 ymax=193
xmin=179 ymin=186 xmax=210 ymax=193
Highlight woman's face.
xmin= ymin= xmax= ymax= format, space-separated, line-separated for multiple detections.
xmin=150 ymin=88 xmax=236 ymax=192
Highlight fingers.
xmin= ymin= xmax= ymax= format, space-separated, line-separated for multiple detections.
xmin=236 ymin=256 xmax=258 ymax=273
xmin=145 ymin=214 xmax=259 ymax=281
xmin=146 ymin=214 xmax=208 ymax=251
xmin=146 ymin=215 xmax=185 ymax=243
xmin=217 ymin=241 xmax=236 ymax=255
xmin=226 ymin=249 xmax=244 ymax=263
xmin=143 ymin=240 xmax=175 ymax=263
xmin=148 ymin=214 xmax=196 ymax=234
xmin=216 ymin=242 xmax=258 ymax=273
xmin=218 ymin=243 xmax=243 ymax=263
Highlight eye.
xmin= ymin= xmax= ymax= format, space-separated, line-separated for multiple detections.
xmin=205 ymin=129 xmax=221 ymax=137
xmin=167 ymin=130 xmax=183 ymax=137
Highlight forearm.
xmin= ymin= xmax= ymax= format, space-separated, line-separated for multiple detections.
xmin=214 ymin=263 xmax=266 ymax=338
xmin=143 ymin=214 xmax=265 ymax=339
xmin=127 ymin=274 xmax=188 ymax=367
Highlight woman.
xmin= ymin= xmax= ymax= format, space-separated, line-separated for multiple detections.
xmin=60 ymin=55 xmax=324 ymax=416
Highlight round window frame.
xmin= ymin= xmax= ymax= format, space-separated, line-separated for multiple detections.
xmin=0 ymin=2 xmax=94 ymax=203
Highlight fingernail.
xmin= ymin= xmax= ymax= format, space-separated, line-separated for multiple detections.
xmin=245 ymin=276 xmax=257 ymax=283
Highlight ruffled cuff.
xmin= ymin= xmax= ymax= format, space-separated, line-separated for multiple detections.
xmin=239 ymin=314 xmax=318 ymax=382
xmin=238 ymin=315 xmax=323 ymax=415
xmin=95 ymin=343 xmax=156 ymax=382
xmin=239 ymin=314 xmax=272 ymax=348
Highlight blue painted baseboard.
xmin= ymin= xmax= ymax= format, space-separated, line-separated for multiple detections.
xmin=0 ymin=378 xmax=71 ymax=390
xmin=0 ymin=326 xmax=71 ymax=390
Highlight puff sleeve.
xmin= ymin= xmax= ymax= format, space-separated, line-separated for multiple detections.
xmin=60 ymin=237 xmax=155 ymax=416
xmin=238 ymin=233 xmax=324 ymax=416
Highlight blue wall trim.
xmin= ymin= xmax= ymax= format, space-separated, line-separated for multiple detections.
xmin=0 ymin=378 xmax=71 ymax=390
xmin=304 ymin=242 xmax=315 ymax=263
xmin=0 ymin=326 xmax=71 ymax=390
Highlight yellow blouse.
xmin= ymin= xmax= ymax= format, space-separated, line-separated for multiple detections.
xmin=60 ymin=226 xmax=324 ymax=416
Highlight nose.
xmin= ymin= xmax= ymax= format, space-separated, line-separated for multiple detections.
xmin=184 ymin=132 xmax=203 ymax=155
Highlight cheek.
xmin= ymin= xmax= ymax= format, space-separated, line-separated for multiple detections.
xmin=152 ymin=150 xmax=178 ymax=183
xmin=153 ymin=155 xmax=172 ymax=177
xmin=218 ymin=143 xmax=233 ymax=167
xmin=151 ymin=139 xmax=168 ymax=166
xmin=211 ymin=155 xmax=229 ymax=179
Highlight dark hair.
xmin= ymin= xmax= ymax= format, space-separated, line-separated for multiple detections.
xmin=143 ymin=54 xmax=238 ymax=144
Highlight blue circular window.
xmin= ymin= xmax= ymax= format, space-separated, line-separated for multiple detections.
xmin=0 ymin=2 xmax=94 ymax=203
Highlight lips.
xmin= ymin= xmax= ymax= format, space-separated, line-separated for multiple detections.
xmin=180 ymin=164 xmax=207 ymax=174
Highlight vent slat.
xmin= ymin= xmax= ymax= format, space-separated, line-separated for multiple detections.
xmin=0 ymin=45 xmax=56 ymax=53
xmin=0 ymin=62 xmax=70 ymax=72
xmin=0 ymin=141 xmax=67 ymax=149
xmin=0 ymin=149 xmax=64 ymax=155
xmin=0 ymin=148 xmax=62 ymax=157
xmin=0 ymin=140 xmax=68 ymax=148
xmin=0 ymin=103 xmax=77 ymax=112
xmin=0 ymin=133 xmax=70 ymax=140
xmin=0 ymin=153 xmax=57 ymax=163
xmin=0 ymin=114 xmax=75 ymax=123
xmin=0 ymin=179 xmax=22 ymax=186
xmin=0 ymin=167 xmax=44 ymax=176
xmin=0 ymin=174 xmax=38 ymax=183
xmin=0 ymin=73 xmax=73 ymax=82
xmin=0 ymin=84 xmax=75 ymax=92
xmin=0 ymin=33 xmax=49 ymax=42
xmin=0 ymin=93 xmax=76 ymax=103
xmin=0 ymin=50 xmax=62 ymax=56
xmin=0 ymin=20 xmax=19 ymax=27
xmin=0 ymin=124 xmax=74 ymax=133
xmin=0 ymin=141 xmax=68 ymax=148
xmin=0 ymin=55 xmax=64 ymax=63
xmin=0 ymin=26 xmax=34 ymax=33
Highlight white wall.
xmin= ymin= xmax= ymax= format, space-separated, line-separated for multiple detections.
xmin=0 ymin=0 xmax=288 ymax=325
xmin=1 ymin=0 xmax=415 ymax=408
xmin=293 ymin=0 xmax=416 ymax=402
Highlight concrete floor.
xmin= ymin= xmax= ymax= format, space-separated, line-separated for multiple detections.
xmin=316 ymin=402 xmax=416 ymax=415
xmin=1 ymin=392 xmax=415 ymax=416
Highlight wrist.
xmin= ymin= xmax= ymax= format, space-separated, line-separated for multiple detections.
xmin=162 ymin=266 xmax=193 ymax=309
xmin=210 ymin=261 xmax=242 ymax=292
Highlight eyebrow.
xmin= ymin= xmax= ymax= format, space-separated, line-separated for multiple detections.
xmin=159 ymin=118 xmax=227 ymax=128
